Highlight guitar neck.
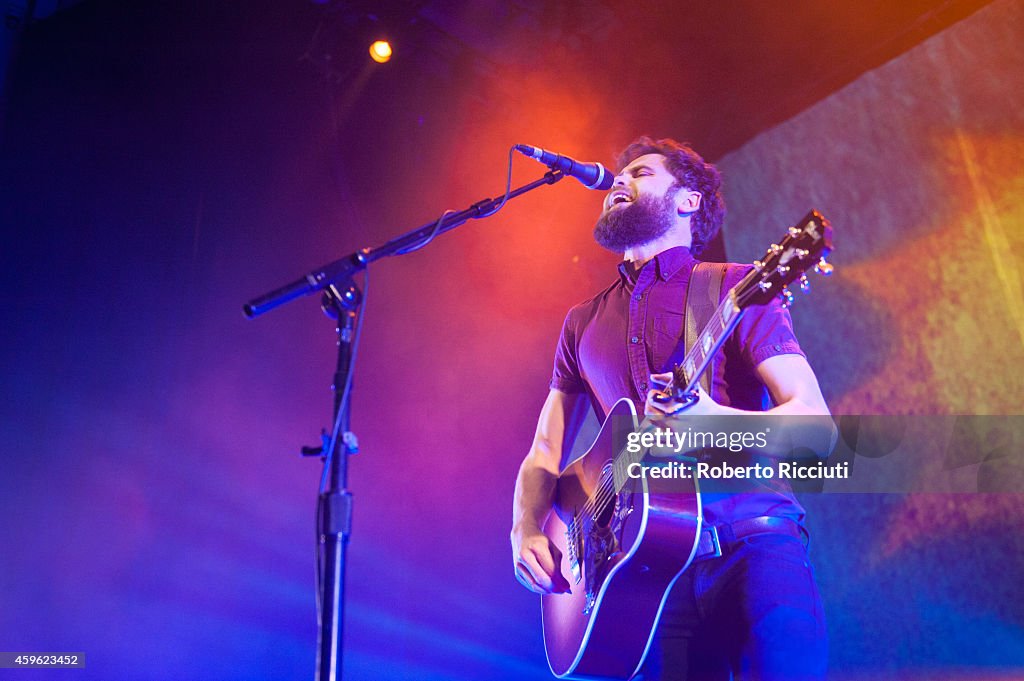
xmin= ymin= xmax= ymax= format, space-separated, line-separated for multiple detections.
xmin=679 ymin=291 xmax=744 ymax=394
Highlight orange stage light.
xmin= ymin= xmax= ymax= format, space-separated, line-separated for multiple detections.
xmin=369 ymin=40 xmax=392 ymax=64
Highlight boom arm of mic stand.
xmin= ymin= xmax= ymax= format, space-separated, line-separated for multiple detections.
xmin=242 ymin=169 xmax=565 ymax=318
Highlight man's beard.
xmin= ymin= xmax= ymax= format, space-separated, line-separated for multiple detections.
xmin=593 ymin=191 xmax=678 ymax=253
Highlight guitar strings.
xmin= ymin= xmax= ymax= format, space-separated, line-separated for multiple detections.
xmin=574 ymin=294 xmax=728 ymax=526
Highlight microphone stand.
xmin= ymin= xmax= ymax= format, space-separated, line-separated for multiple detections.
xmin=243 ymin=169 xmax=565 ymax=681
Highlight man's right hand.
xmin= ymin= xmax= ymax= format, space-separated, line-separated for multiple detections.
xmin=511 ymin=524 xmax=571 ymax=595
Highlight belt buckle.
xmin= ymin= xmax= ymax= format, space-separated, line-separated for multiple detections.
xmin=703 ymin=524 xmax=722 ymax=559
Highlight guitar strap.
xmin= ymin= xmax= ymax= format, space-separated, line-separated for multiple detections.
xmin=684 ymin=261 xmax=727 ymax=394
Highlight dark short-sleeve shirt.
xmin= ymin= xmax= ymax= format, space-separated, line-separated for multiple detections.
xmin=550 ymin=246 xmax=808 ymax=524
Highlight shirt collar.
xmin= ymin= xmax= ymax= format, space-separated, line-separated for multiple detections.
xmin=617 ymin=246 xmax=697 ymax=285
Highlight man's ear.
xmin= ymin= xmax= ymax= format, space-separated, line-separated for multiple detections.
xmin=676 ymin=189 xmax=702 ymax=216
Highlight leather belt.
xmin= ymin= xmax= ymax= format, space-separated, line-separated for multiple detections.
xmin=694 ymin=515 xmax=806 ymax=560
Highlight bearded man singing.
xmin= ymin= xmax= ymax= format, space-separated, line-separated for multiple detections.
xmin=511 ymin=136 xmax=832 ymax=681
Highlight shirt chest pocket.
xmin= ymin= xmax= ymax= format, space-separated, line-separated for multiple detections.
xmin=652 ymin=311 xmax=686 ymax=373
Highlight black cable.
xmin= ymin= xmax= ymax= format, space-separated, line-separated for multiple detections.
xmin=315 ymin=267 xmax=369 ymax=624
xmin=395 ymin=144 xmax=516 ymax=255
xmin=476 ymin=145 xmax=515 ymax=217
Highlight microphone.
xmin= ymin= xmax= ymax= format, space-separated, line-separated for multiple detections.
xmin=514 ymin=144 xmax=615 ymax=191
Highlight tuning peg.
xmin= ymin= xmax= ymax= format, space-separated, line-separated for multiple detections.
xmin=780 ymin=287 xmax=794 ymax=309
xmin=814 ymin=257 xmax=834 ymax=276
xmin=799 ymin=273 xmax=811 ymax=293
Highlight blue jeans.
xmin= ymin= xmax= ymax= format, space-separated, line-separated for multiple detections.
xmin=637 ymin=532 xmax=828 ymax=681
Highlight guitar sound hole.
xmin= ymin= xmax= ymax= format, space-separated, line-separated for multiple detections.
xmin=595 ymin=495 xmax=615 ymax=528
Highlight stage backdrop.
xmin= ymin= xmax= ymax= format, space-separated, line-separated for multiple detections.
xmin=0 ymin=0 xmax=1020 ymax=680
xmin=717 ymin=0 xmax=1024 ymax=676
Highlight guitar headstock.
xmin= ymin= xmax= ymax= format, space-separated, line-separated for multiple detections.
xmin=736 ymin=209 xmax=833 ymax=310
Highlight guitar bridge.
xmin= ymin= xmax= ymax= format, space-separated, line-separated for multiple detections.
xmin=566 ymin=519 xmax=582 ymax=584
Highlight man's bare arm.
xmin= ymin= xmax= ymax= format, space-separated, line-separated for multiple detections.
xmin=511 ymin=388 xmax=585 ymax=594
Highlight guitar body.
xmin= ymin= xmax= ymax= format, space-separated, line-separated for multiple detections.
xmin=542 ymin=398 xmax=702 ymax=680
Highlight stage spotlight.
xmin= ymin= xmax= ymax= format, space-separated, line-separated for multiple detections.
xmin=369 ymin=40 xmax=392 ymax=63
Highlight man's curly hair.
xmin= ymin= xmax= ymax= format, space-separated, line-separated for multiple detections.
xmin=616 ymin=136 xmax=725 ymax=255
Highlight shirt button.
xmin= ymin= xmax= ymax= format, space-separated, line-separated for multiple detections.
xmin=774 ymin=344 xmax=782 ymax=351
xmin=634 ymin=293 xmax=642 ymax=301
xmin=640 ymin=382 xmax=648 ymax=391
xmin=631 ymin=336 xmax=640 ymax=344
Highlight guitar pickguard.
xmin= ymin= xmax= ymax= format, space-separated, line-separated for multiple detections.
xmin=578 ymin=470 xmax=634 ymax=615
